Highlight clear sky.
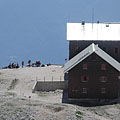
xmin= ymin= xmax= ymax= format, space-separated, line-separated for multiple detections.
xmin=0 ymin=0 xmax=120 ymax=68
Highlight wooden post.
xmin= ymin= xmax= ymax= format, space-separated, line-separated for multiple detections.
xmin=36 ymin=77 xmax=38 ymax=81
xmin=60 ymin=76 xmax=61 ymax=81
xmin=44 ymin=76 xmax=45 ymax=82
xmin=52 ymin=76 xmax=53 ymax=81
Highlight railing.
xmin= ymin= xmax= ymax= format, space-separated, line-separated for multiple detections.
xmin=35 ymin=76 xmax=64 ymax=82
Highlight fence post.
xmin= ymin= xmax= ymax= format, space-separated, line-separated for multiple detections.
xmin=44 ymin=76 xmax=45 ymax=82
xmin=52 ymin=76 xmax=53 ymax=81
xmin=36 ymin=77 xmax=38 ymax=81
xmin=60 ymin=76 xmax=61 ymax=81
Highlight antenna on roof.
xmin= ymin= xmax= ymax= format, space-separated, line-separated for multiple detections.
xmin=92 ymin=8 xmax=94 ymax=29
xmin=97 ymin=21 xmax=99 ymax=24
xmin=82 ymin=21 xmax=85 ymax=25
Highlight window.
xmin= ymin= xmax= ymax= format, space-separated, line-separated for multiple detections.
xmin=99 ymin=76 xmax=107 ymax=82
xmin=72 ymin=89 xmax=78 ymax=92
xmin=115 ymin=47 xmax=118 ymax=54
xmin=101 ymin=64 xmax=106 ymax=70
xmin=101 ymin=88 xmax=106 ymax=94
xmin=83 ymin=64 xmax=88 ymax=70
xmin=82 ymin=88 xmax=87 ymax=93
xmin=81 ymin=76 xmax=89 ymax=82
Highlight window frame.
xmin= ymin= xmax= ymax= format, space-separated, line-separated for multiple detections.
xmin=82 ymin=88 xmax=87 ymax=93
xmin=81 ymin=76 xmax=89 ymax=82
xmin=101 ymin=88 xmax=106 ymax=94
xmin=83 ymin=64 xmax=88 ymax=70
xmin=99 ymin=76 xmax=107 ymax=82
xmin=101 ymin=64 xmax=106 ymax=70
xmin=72 ymin=89 xmax=78 ymax=92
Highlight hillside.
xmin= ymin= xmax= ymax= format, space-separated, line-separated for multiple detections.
xmin=0 ymin=65 xmax=120 ymax=120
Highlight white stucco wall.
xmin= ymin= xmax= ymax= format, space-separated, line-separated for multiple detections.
xmin=67 ymin=23 xmax=120 ymax=41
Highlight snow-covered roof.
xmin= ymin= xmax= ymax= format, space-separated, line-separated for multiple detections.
xmin=64 ymin=43 xmax=120 ymax=73
xmin=67 ymin=23 xmax=120 ymax=41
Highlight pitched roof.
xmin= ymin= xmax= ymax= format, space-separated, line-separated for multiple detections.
xmin=64 ymin=43 xmax=120 ymax=73
xmin=67 ymin=23 xmax=120 ymax=41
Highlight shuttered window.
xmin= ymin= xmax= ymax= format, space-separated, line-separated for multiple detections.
xmin=82 ymin=88 xmax=87 ymax=93
xmin=99 ymin=76 xmax=107 ymax=82
xmin=101 ymin=64 xmax=106 ymax=70
xmin=81 ymin=76 xmax=89 ymax=82
xmin=101 ymin=88 xmax=106 ymax=94
xmin=83 ymin=64 xmax=88 ymax=70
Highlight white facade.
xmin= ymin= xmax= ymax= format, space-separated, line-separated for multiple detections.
xmin=67 ymin=23 xmax=120 ymax=41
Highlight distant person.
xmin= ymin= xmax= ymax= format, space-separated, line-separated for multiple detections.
xmin=28 ymin=60 xmax=31 ymax=67
xmin=36 ymin=61 xmax=41 ymax=67
xmin=12 ymin=63 xmax=14 ymax=68
xmin=22 ymin=61 xmax=24 ymax=68
xmin=8 ymin=63 xmax=12 ymax=69
xmin=32 ymin=62 xmax=35 ymax=67
xmin=38 ymin=61 xmax=41 ymax=67
xmin=16 ymin=63 xmax=19 ymax=68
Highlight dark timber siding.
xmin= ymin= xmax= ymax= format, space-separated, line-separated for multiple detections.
xmin=68 ymin=53 xmax=119 ymax=99
xmin=69 ymin=41 xmax=120 ymax=63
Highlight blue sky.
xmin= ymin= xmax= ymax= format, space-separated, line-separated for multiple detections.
xmin=0 ymin=0 xmax=120 ymax=67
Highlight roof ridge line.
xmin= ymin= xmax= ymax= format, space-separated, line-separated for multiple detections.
xmin=64 ymin=43 xmax=120 ymax=73
xmin=92 ymin=43 xmax=95 ymax=52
